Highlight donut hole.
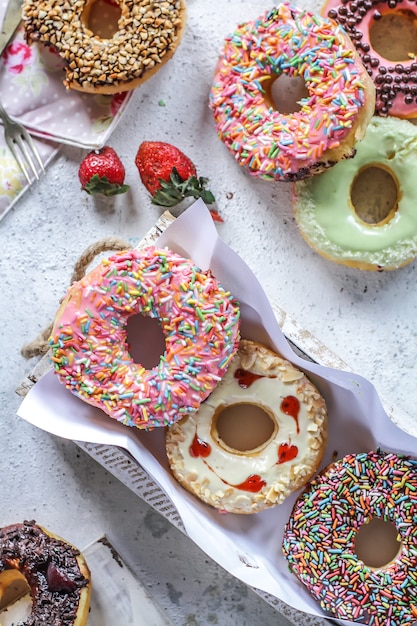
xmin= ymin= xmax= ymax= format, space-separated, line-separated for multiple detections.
xmin=0 ymin=570 xmax=31 ymax=621
xmin=350 ymin=165 xmax=399 ymax=225
xmin=265 ymin=74 xmax=309 ymax=114
xmin=126 ymin=314 xmax=166 ymax=369
xmin=213 ymin=403 xmax=277 ymax=453
xmin=354 ymin=517 xmax=402 ymax=568
xmin=83 ymin=0 xmax=121 ymax=39
xmin=370 ymin=10 xmax=417 ymax=61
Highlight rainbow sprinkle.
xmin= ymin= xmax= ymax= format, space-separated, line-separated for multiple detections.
xmin=49 ymin=247 xmax=241 ymax=430
xmin=282 ymin=450 xmax=417 ymax=625
xmin=209 ymin=3 xmax=368 ymax=181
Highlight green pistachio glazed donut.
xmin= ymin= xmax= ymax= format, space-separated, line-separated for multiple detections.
xmin=293 ymin=116 xmax=417 ymax=271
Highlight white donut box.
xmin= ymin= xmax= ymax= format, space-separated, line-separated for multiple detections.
xmin=16 ymin=204 xmax=417 ymax=626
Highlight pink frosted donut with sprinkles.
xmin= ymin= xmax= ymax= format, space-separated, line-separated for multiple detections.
xmin=322 ymin=0 xmax=417 ymax=118
xmin=209 ymin=3 xmax=376 ymax=181
xmin=49 ymin=247 xmax=241 ymax=430
xmin=282 ymin=450 xmax=417 ymax=625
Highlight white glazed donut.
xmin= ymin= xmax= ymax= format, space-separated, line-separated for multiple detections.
xmin=165 ymin=340 xmax=328 ymax=514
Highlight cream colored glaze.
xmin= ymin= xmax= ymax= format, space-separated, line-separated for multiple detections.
xmin=165 ymin=340 xmax=327 ymax=514
xmin=293 ymin=116 xmax=417 ymax=270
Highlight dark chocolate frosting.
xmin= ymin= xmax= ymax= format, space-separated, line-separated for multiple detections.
xmin=0 ymin=520 xmax=89 ymax=625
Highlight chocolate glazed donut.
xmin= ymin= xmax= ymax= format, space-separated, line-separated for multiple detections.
xmin=323 ymin=0 xmax=417 ymax=118
xmin=0 ymin=521 xmax=91 ymax=625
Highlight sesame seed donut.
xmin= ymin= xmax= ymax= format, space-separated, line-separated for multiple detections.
xmin=293 ymin=116 xmax=417 ymax=270
xmin=21 ymin=0 xmax=187 ymax=94
xmin=282 ymin=450 xmax=417 ymax=626
xmin=209 ymin=3 xmax=376 ymax=182
xmin=50 ymin=247 xmax=241 ymax=430
xmin=322 ymin=0 xmax=417 ymax=118
xmin=165 ymin=340 xmax=328 ymax=514
xmin=0 ymin=520 xmax=91 ymax=626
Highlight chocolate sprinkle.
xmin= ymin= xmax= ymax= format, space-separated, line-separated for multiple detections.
xmin=325 ymin=0 xmax=417 ymax=115
xmin=0 ymin=520 xmax=89 ymax=625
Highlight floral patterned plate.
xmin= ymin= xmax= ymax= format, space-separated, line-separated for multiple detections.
xmin=0 ymin=0 xmax=135 ymax=221
xmin=0 ymin=24 xmax=133 ymax=149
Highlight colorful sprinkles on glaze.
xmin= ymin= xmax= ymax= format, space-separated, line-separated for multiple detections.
xmin=209 ymin=3 xmax=368 ymax=181
xmin=282 ymin=450 xmax=417 ymax=625
xmin=50 ymin=247 xmax=240 ymax=430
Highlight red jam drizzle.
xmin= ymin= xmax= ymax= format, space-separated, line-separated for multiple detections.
xmin=189 ymin=434 xmax=211 ymax=458
xmin=277 ymin=442 xmax=298 ymax=464
xmin=234 ymin=474 xmax=266 ymax=492
xmin=280 ymin=395 xmax=300 ymax=433
xmin=234 ymin=368 xmax=263 ymax=389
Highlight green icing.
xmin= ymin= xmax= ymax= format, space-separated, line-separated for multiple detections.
xmin=294 ymin=116 xmax=417 ymax=268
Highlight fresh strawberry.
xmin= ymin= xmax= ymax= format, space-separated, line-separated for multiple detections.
xmin=79 ymin=146 xmax=129 ymax=196
xmin=135 ymin=141 xmax=216 ymax=208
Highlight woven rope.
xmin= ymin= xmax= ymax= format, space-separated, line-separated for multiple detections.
xmin=21 ymin=237 xmax=130 ymax=359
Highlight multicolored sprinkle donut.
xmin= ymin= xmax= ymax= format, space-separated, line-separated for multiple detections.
xmin=322 ymin=0 xmax=417 ymax=118
xmin=282 ymin=450 xmax=417 ymax=625
xmin=50 ymin=247 xmax=241 ymax=430
xmin=166 ymin=340 xmax=327 ymax=514
xmin=209 ymin=3 xmax=376 ymax=181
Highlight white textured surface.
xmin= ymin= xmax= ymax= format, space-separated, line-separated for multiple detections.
xmin=1 ymin=0 xmax=417 ymax=624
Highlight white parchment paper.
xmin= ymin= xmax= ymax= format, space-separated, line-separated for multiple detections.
xmin=17 ymin=200 xmax=417 ymax=623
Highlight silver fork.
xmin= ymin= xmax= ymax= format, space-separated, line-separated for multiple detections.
xmin=0 ymin=102 xmax=45 ymax=183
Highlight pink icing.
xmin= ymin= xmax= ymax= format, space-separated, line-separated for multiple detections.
xmin=209 ymin=3 xmax=370 ymax=181
xmin=50 ymin=247 xmax=240 ymax=430
xmin=323 ymin=0 xmax=417 ymax=118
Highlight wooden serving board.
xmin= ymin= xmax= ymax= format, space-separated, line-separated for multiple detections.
xmin=17 ymin=211 xmax=405 ymax=626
